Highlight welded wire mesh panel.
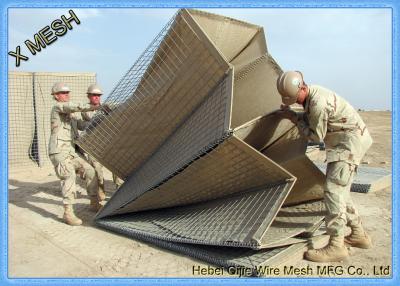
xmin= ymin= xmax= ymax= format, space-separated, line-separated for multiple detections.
xmin=97 ymin=183 xmax=292 ymax=249
xmin=98 ymin=72 xmax=232 ymax=217
xmin=260 ymin=200 xmax=325 ymax=247
xmin=8 ymin=72 xmax=37 ymax=169
xmin=231 ymin=53 xmax=283 ymax=129
xmin=95 ymin=219 xmax=305 ymax=276
xmin=98 ymin=136 xmax=294 ymax=218
xmin=33 ymin=72 xmax=96 ymax=166
xmin=78 ymin=10 xmax=229 ymax=179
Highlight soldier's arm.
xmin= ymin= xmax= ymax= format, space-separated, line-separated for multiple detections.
xmin=81 ymin=111 xmax=91 ymax=122
xmin=70 ymin=113 xmax=90 ymax=131
xmin=296 ymin=104 xmax=328 ymax=143
xmin=54 ymin=102 xmax=98 ymax=114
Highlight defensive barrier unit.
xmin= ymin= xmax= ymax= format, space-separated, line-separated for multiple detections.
xmin=73 ymin=9 xmax=328 ymax=273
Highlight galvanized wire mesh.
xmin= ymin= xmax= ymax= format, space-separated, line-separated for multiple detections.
xmin=96 ymin=219 xmax=289 ymax=276
xmin=8 ymin=72 xmax=96 ymax=170
xmin=78 ymin=10 xmax=229 ymax=179
xmin=85 ymin=8 xmax=327 ymax=270
xmin=98 ymin=136 xmax=294 ymax=218
xmin=98 ymin=72 xmax=232 ymax=217
xmin=98 ymin=183 xmax=293 ymax=249
xmin=8 ymin=72 xmax=36 ymax=168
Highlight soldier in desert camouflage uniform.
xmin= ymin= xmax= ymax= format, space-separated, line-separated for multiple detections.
xmin=48 ymin=82 xmax=103 ymax=226
xmin=81 ymin=84 xmax=124 ymax=193
xmin=276 ymin=71 xmax=373 ymax=262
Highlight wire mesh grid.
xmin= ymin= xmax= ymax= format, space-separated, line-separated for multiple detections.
xmin=98 ymin=183 xmax=292 ymax=249
xmin=260 ymin=200 xmax=325 ymax=247
xmin=96 ymin=219 xmax=290 ymax=275
xmin=78 ymin=10 xmax=229 ymax=179
xmin=98 ymin=73 xmax=232 ymax=217
xmin=99 ymin=136 xmax=293 ymax=218
xmin=8 ymin=72 xmax=37 ymax=168
xmin=33 ymin=72 xmax=96 ymax=166
xmin=8 ymin=72 xmax=96 ymax=169
xmin=230 ymin=53 xmax=284 ymax=129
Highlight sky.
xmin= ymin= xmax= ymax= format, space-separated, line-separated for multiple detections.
xmin=8 ymin=8 xmax=392 ymax=110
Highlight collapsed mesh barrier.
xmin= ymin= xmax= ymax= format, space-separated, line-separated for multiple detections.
xmin=76 ymin=9 xmax=327 ymax=269
xmin=97 ymin=201 xmax=326 ymax=276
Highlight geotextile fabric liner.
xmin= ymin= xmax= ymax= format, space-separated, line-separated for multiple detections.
xmin=76 ymin=9 xmax=326 ymax=267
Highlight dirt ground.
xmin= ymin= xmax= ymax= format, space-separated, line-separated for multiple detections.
xmin=8 ymin=111 xmax=392 ymax=278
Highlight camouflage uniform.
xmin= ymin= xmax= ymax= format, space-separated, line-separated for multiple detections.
xmin=296 ymin=85 xmax=373 ymax=236
xmin=48 ymin=102 xmax=99 ymax=205
xmin=81 ymin=109 xmax=105 ymax=188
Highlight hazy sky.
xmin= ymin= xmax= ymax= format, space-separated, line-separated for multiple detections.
xmin=8 ymin=8 xmax=392 ymax=110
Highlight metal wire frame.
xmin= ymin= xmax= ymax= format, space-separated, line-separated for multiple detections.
xmin=97 ymin=182 xmax=293 ymax=249
xmin=8 ymin=72 xmax=37 ymax=168
xmin=78 ymin=10 xmax=229 ymax=179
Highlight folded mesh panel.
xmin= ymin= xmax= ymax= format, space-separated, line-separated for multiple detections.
xmin=78 ymin=10 xmax=229 ymax=179
xmin=98 ymin=136 xmax=294 ymax=218
xmin=74 ymin=9 xmax=328 ymax=268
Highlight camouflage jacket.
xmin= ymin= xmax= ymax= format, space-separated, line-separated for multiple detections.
xmin=48 ymin=101 xmax=95 ymax=160
xmin=296 ymin=85 xmax=373 ymax=165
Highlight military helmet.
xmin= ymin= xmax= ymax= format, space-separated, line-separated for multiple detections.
xmin=276 ymin=71 xmax=304 ymax=105
xmin=87 ymin=84 xmax=103 ymax=95
xmin=51 ymin=82 xmax=70 ymax=95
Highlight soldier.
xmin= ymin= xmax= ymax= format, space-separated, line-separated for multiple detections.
xmin=81 ymin=84 xmax=124 ymax=192
xmin=276 ymin=71 xmax=373 ymax=262
xmin=81 ymin=84 xmax=106 ymax=201
xmin=48 ymin=82 xmax=102 ymax=226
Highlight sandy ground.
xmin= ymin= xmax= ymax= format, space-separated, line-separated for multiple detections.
xmin=8 ymin=111 xmax=392 ymax=278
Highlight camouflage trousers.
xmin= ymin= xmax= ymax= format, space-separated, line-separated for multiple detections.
xmin=88 ymin=155 xmax=104 ymax=186
xmin=324 ymin=161 xmax=361 ymax=237
xmin=50 ymin=153 xmax=99 ymax=205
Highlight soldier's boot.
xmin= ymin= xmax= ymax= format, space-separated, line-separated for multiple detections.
xmin=63 ymin=204 xmax=82 ymax=226
xmin=304 ymin=235 xmax=349 ymax=262
xmin=98 ymin=183 xmax=106 ymax=201
xmin=89 ymin=197 xmax=102 ymax=212
xmin=345 ymin=223 xmax=372 ymax=249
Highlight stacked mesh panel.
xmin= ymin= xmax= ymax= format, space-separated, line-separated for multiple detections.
xmin=8 ymin=72 xmax=96 ymax=169
xmin=77 ymin=9 xmax=326 ymax=273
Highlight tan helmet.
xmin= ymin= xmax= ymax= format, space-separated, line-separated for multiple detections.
xmin=276 ymin=71 xmax=304 ymax=105
xmin=87 ymin=84 xmax=103 ymax=96
xmin=51 ymin=82 xmax=70 ymax=95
